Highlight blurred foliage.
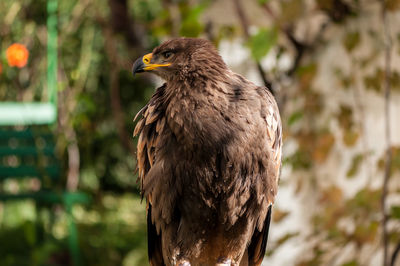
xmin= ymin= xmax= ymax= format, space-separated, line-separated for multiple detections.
xmin=248 ymin=27 xmax=277 ymax=60
xmin=0 ymin=194 xmax=146 ymax=266
xmin=0 ymin=0 xmax=400 ymax=265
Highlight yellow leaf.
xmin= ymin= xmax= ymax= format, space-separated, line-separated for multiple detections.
xmin=320 ymin=185 xmax=343 ymax=205
xmin=343 ymin=129 xmax=359 ymax=147
xmin=273 ymin=208 xmax=290 ymax=223
xmin=313 ymin=133 xmax=335 ymax=163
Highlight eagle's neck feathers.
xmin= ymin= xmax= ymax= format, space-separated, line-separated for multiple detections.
xmin=162 ymin=72 xmax=239 ymax=152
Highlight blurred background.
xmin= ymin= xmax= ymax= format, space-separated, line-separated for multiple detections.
xmin=0 ymin=0 xmax=400 ymax=265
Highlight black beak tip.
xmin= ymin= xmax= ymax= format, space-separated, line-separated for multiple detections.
xmin=132 ymin=57 xmax=145 ymax=76
xmin=133 ymin=69 xmax=144 ymax=76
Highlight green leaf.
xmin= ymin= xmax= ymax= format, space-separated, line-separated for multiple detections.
xmin=377 ymin=146 xmax=400 ymax=174
xmin=297 ymin=63 xmax=318 ymax=90
xmin=349 ymin=188 xmax=381 ymax=212
xmin=275 ymin=232 xmax=299 ymax=246
xmin=288 ymin=111 xmax=303 ymax=126
xmin=346 ymin=154 xmax=363 ymax=178
xmin=391 ymin=71 xmax=400 ymax=91
xmin=248 ymin=28 xmax=277 ymax=61
xmin=391 ymin=206 xmax=400 ymax=219
xmin=23 ymin=221 xmax=36 ymax=246
xmin=179 ymin=5 xmax=206 ymax=37
xmin=364 ymin=68 xmax=384 ymax=92
xmin=285 ymin=149 xmax=312 ymax=170
xmin=343 ymin=129 xmax=359 ymax=147
xmin=337 ymin=105 xmax=353 ymax=129
xmin=258 ymin=0 xmax=270 ymax=4
xmin=342 ymin=260 xmax=359 ymax=266
xmin=343 ymin=31 xmax=360 ymax=52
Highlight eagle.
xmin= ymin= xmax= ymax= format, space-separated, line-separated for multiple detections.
xmin=132 ymin=38 xmax=282 ymax=266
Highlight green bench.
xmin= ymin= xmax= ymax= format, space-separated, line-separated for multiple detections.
xmin=0 ymin=128 xmax=90 ymax=266
xmin=0 ymin=1 xmax=89 ymax=265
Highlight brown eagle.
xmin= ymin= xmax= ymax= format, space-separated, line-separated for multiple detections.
xmin=132 ymin=38 xmax=282 ymax=266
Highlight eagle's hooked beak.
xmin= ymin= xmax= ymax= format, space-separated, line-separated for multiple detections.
xmin=132 ymin=53 xmax=171 ymax=76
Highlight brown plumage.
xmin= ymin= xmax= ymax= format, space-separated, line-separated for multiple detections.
xmin=132 ymin=38 xmax=282 ymax=266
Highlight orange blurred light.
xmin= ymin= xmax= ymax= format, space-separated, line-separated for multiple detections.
xmin=0 ymin=63 xmax=2 ymax=74
xmin=6 ymin=43 xmax=29 ymax=68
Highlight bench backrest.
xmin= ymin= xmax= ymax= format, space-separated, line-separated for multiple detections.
xmin=0 ymin=128 xmax=59 ymax=182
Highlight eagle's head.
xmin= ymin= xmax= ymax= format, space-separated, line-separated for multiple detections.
xmin=132 ymin=38 xmax=228 ymax=81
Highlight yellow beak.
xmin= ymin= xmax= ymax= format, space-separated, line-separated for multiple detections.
xmin=132 ymin=53 xmax=171 ymax=75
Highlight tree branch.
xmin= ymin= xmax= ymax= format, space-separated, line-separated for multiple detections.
xmin=103 ymin=26 xmax=136 ymax=156
xmin=353 ymin=66 xmax=373 ymax=186
xmin=232 ymin=0 xmax=273 ymax=94
xmin=66 ymin=130 xmax=80 ymax=191
xmin=381 ymin=1 xmax=392 ymax=265
xmin=261 ymin=4 xmax=308 ymax=77
xmin=108 ymin=0 xmax=143 ymax=52
xmin=391 ymin=241 xmax=400 ymax=266
xmin=161 ymin=0 xmax=181 ymax=37
xmin=57 ymin=67 xmax=80 ymax=192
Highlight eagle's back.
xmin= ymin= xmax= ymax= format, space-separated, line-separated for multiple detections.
xmin=134 ymin=73 xmax=282 ymax=266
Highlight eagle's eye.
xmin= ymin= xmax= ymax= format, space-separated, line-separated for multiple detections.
xmin=162 ymin=51 xmax=173 ymax=59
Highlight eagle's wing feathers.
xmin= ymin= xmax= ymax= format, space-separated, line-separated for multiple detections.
xmin=246 ymin=87 xmax=282 ymax=266
xmin=247 ymin=205 xmax=272 ymax=266
xmin=147 ymin=205 xmax=165 ymax=266
xmin=264 ymin=88 xmax=282 ymax=181
xmin=134 ymin=84 xmax=167 ymax=265
xmin=134 ymin=84 xmax=167 ymax=195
